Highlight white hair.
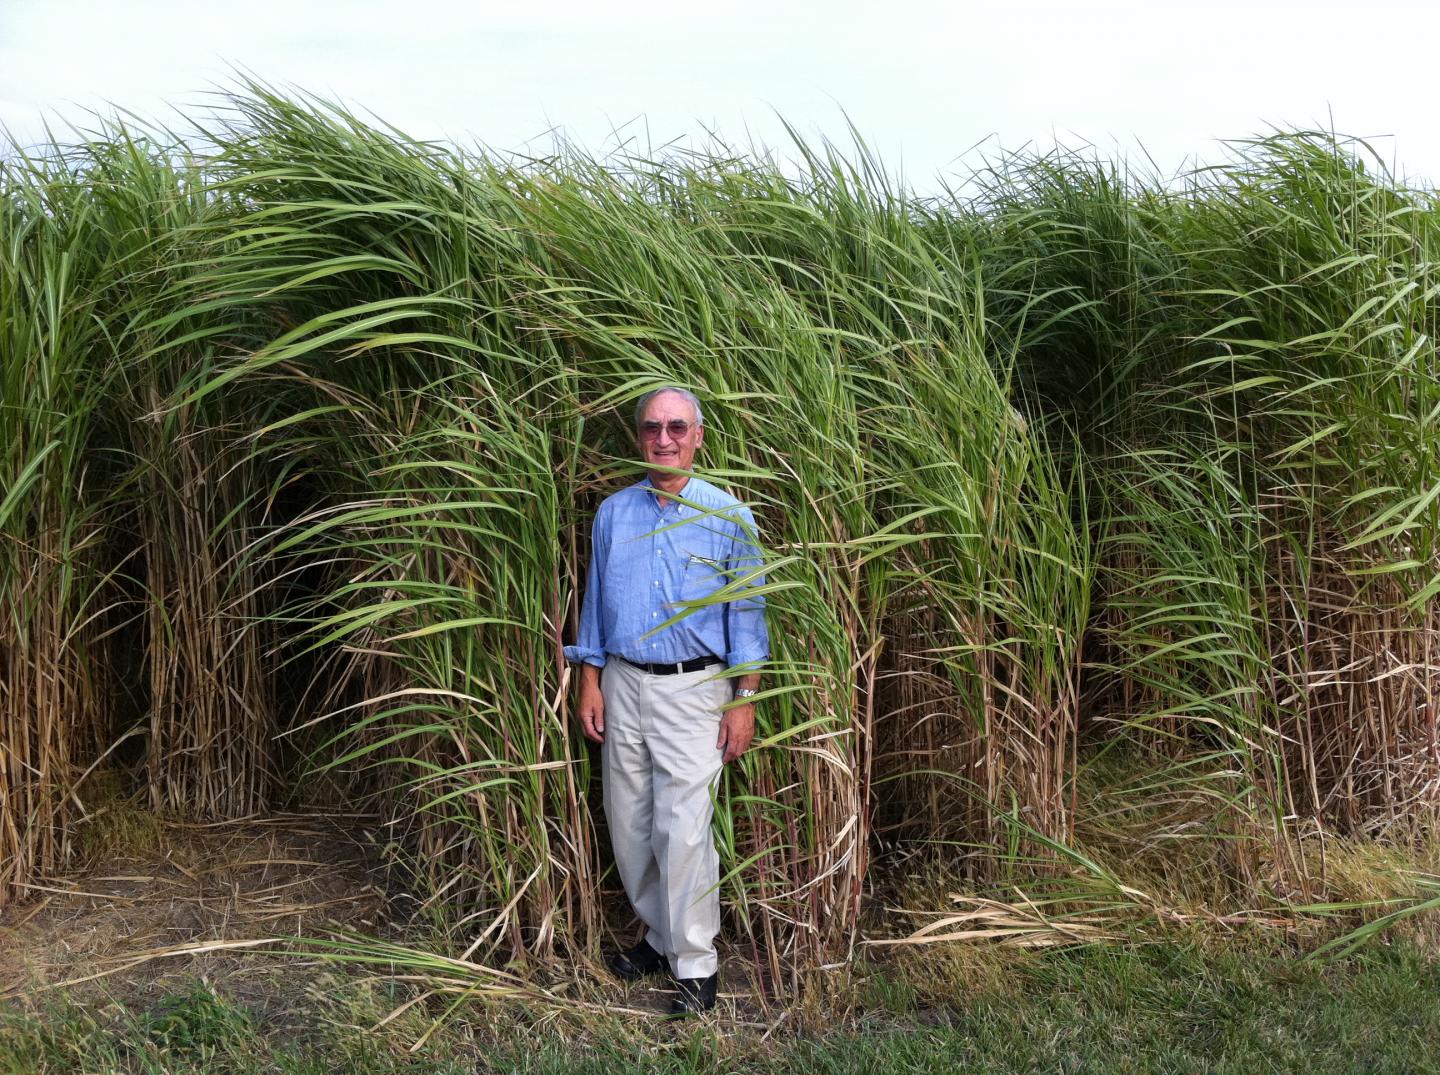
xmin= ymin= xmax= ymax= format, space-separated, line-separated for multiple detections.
xmin=634 ymin=387 xmax=704 ymax=429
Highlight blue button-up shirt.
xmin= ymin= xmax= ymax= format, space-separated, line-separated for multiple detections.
xmin=563 ymin=476 xmax=769 ymax=669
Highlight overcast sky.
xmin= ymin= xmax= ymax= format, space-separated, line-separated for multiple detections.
xmin=3 ymin=0 xmax=1437 ymax=192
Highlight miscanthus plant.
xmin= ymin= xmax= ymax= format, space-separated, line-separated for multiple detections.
xmin=978 ymin=135 xmax=1440 ymax=891
xmin=0 ymin=91 xmax=1435 ymax=983
xmin=133 ymin=91 xmax=1087 ymax=983
xmin=0 ymin=146 xmax=111 ymax=903
xmin=0 ymin=127 xmax=291 ymax=903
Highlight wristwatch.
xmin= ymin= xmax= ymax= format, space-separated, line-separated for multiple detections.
xmin=734 ymin=688 xmax=758 ymax=700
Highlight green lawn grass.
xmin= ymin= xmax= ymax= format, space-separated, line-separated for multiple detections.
xmin=5 ymin=939 xmax=1437 ymax=1074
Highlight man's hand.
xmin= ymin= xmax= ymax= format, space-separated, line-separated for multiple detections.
xmin=717 ymin=703 xmax=755 ymax=763
xmin=578 ymin=664 xmax=605 ymax=743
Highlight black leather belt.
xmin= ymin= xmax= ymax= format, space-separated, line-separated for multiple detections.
xmin=617 ymin=655 xmax=721 ymax=675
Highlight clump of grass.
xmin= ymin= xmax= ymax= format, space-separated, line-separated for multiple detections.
xmin=135 ymin=984 xmax=254 ymax=1055
xmin=71 ymin=798 xmax=167 ymax=868
xmin=6 ymin=943 xmax=1440 ymax=1074
xmin=0 ymin=140 xmax=127 ymax=905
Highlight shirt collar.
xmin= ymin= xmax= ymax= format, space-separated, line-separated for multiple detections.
xmin=640 ymin=475 xmax=692 ymax=513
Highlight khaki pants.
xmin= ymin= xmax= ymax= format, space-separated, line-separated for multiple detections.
xmin=601 ymin=657 xmax=727 ymax=979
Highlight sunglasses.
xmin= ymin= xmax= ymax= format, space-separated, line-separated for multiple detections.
xmin=638 ymin=419 xmax=695 ymax=440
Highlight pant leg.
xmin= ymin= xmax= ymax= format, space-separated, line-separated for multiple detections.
xmin=648 ymin=667 xmax=728 ymax=979
xmin=600 ymin=658 xmax=667 ymax=956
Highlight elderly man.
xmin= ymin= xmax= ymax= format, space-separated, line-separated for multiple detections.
xmin=564 ymin=387 xmax=768 ymax=1016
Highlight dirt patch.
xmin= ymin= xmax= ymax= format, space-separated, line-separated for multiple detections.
xmin=0 ymin=812 xmax=387 ymax=1020
xmin=0 ymin=811 xmax=841 ymax=1035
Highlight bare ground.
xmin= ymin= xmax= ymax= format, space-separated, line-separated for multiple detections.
xmin=0 ymin=813 xmax=388 ymax=1023
xmin=0 ymin=812 xmax=789 ymax=1037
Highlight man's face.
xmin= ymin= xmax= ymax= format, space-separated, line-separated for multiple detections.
xmin=636 ymin=391 xmax=703 ymax=475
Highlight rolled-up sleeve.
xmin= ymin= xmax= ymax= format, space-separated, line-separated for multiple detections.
xmin=563 ymin=506 xmax=609 ymax=668
xmin=724 ymin=505 xmax=770 ymax=668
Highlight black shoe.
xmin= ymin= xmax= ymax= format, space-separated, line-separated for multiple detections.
xmin=606 ymin=938 xmax=667 ymax=981
xmin=667 ymin=973 xmax=717 ymax=1017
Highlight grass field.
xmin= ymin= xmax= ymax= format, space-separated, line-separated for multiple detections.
xmin=4 ymin=940 xmax=1437 ymax=1074
xmin=3 ymin=815 xmax=1437 ymax=1074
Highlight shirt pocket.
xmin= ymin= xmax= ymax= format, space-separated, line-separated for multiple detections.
xmin=681 ymin=551 xmax=724 ymax=607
